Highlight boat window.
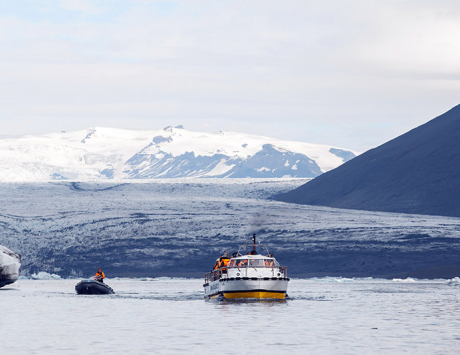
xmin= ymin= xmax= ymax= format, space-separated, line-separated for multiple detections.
xmin=263 ymin=259 xmax=275 ymax=266
xmin=236 ymin=259 xmax=248 ymax=267
xmin=249 ymin=259 xmax=262 ymax=266
xmin=229 ymin=260 xmax=235 ymax=267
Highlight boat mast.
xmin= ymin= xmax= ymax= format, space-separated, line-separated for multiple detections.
xmin=252 ymin=234 xmax=256 ymax=254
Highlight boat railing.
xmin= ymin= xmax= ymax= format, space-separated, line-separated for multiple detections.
xmin=205 ymin=265 xmax=288 ymax=282
xmin=204 ymin=269 xmax=225 ymax=283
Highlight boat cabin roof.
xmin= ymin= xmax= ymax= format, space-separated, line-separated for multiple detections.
xmin=215 ymin=254 xmax=274 ymax=262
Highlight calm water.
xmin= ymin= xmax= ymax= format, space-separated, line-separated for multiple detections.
xmin=1 ymin=278 xmax=460 ymax=354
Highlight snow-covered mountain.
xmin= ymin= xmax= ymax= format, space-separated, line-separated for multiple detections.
xmin=0 ymin=126 xmax=357 ymax=181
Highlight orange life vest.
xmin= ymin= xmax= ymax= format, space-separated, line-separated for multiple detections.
xmin=213 ymin=261 xmax=220 ymax=270
xmin=219 ymin=258 xmax=230 ymax=268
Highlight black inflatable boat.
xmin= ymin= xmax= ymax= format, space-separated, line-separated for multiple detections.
xmin=75 ymin=280 xmax=115 ymax=295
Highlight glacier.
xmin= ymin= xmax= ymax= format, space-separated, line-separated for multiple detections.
xmin=0 ymin=126 xmax=357 ymax=181
xmin=1 ymin=179 xmax=459 ymax=279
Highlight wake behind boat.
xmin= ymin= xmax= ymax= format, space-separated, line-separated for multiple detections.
xmin=75 ymin=280 xmax=115 ymax=295
xmin=0 ymin=245 xmax=21 ymax=288
xmin=204 ymin=234 xmax=289 ymax=300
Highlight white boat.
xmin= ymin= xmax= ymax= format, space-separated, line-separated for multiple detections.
xmin=203 ymin=235 xmax=289 ymax=300
xmin=0 ymin=245 xmax=21 ymax=288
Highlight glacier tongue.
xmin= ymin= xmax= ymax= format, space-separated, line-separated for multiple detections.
xmin=3 ymin=180 xmax=460 ymax=279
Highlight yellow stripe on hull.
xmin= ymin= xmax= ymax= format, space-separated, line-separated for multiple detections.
xmin=223 ymin=291 xmax=286 ymax=300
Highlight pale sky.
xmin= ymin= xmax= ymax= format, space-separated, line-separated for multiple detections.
xmin=1 ymin=0 xmax=459 ymax=152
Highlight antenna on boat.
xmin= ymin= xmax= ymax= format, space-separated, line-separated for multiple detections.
xmin=252 ymin=234 xmax=256 ymax=254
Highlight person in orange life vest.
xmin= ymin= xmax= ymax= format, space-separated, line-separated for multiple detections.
xmin=95 ymin=268 xmax=105 ymax=283
xmin=219 ymin=257 xmax=231 ymax=270
xmin=219 ymin=252 xmax=231 ymax=271
xmin=219 ymin=257 xmax=230 ymax=268
xmin=213 ymin=259 xmax=220 ymax=270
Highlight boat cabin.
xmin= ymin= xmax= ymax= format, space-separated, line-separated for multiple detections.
xmin=205 ymin=235 xmax=288 ymax=283
xmin=228 ymin=255 xmax=279 ymax=268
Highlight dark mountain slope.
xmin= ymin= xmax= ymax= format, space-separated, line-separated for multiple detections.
xmin=276 ymin=104 xmax=460 ymax=217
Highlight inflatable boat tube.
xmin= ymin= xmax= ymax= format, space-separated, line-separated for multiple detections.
xmin=75 ymin=280 xmax=115 ymax=295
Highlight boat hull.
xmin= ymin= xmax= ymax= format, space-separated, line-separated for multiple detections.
xmin=204 ymin=277 xmax=289 ymax=300
xmin=223 ymin=290 xmax=286 ymax=300
xmin=75 ymin=280 xmax=115 ymax=295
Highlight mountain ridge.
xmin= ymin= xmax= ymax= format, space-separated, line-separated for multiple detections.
xmin=276 ymin=104 xmax=460 ymax=218
xmin=0 ymin=126 xmax=357 ymax=181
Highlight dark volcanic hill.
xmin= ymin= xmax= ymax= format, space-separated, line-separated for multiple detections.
xmin=276 ymin=104 xmax=460 ymax=218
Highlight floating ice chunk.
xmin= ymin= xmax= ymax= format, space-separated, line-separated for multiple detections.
xmin=312 ymin=277 xmax=355 ymax=282
xmin=392 ymin=278 xmax=416 ymax=283
xmin=31 ymin=272 xmax=61 ymax=280
xmin=446 ymin=277 xmax=460 ymax=286
xmin=139 ymin=277 xmax=156 ymax=281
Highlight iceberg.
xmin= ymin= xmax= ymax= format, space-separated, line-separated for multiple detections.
xmin=0 ymin=245 xmax=21 ymax=288
xmin=392 ymin=277 xmax=416 ymax=283
xmin=30 ymin=271 xmax=61 ymax=280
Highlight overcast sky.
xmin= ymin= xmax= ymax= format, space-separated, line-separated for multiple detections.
xmin=0 ymin=0 xmax=459 ymax=151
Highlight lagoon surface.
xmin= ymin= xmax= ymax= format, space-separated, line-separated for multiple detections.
xmin=2 ymin=278 xmax=460 ymax=354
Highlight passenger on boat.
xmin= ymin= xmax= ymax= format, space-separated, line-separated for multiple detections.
xmin=95 ymin=268 xmax=105 ymax=283
xmin=213 ymin=252 xmax=231 ymax=271
xmin=264 ymin=259 xmax=274 ymax=266
xmin=219 ymin=255 xmax=230 ymax=268
xmin=218 ymin=252 xmax=231 ymax=272
xmin=237 ymin=259 xmax=248 ymax=267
